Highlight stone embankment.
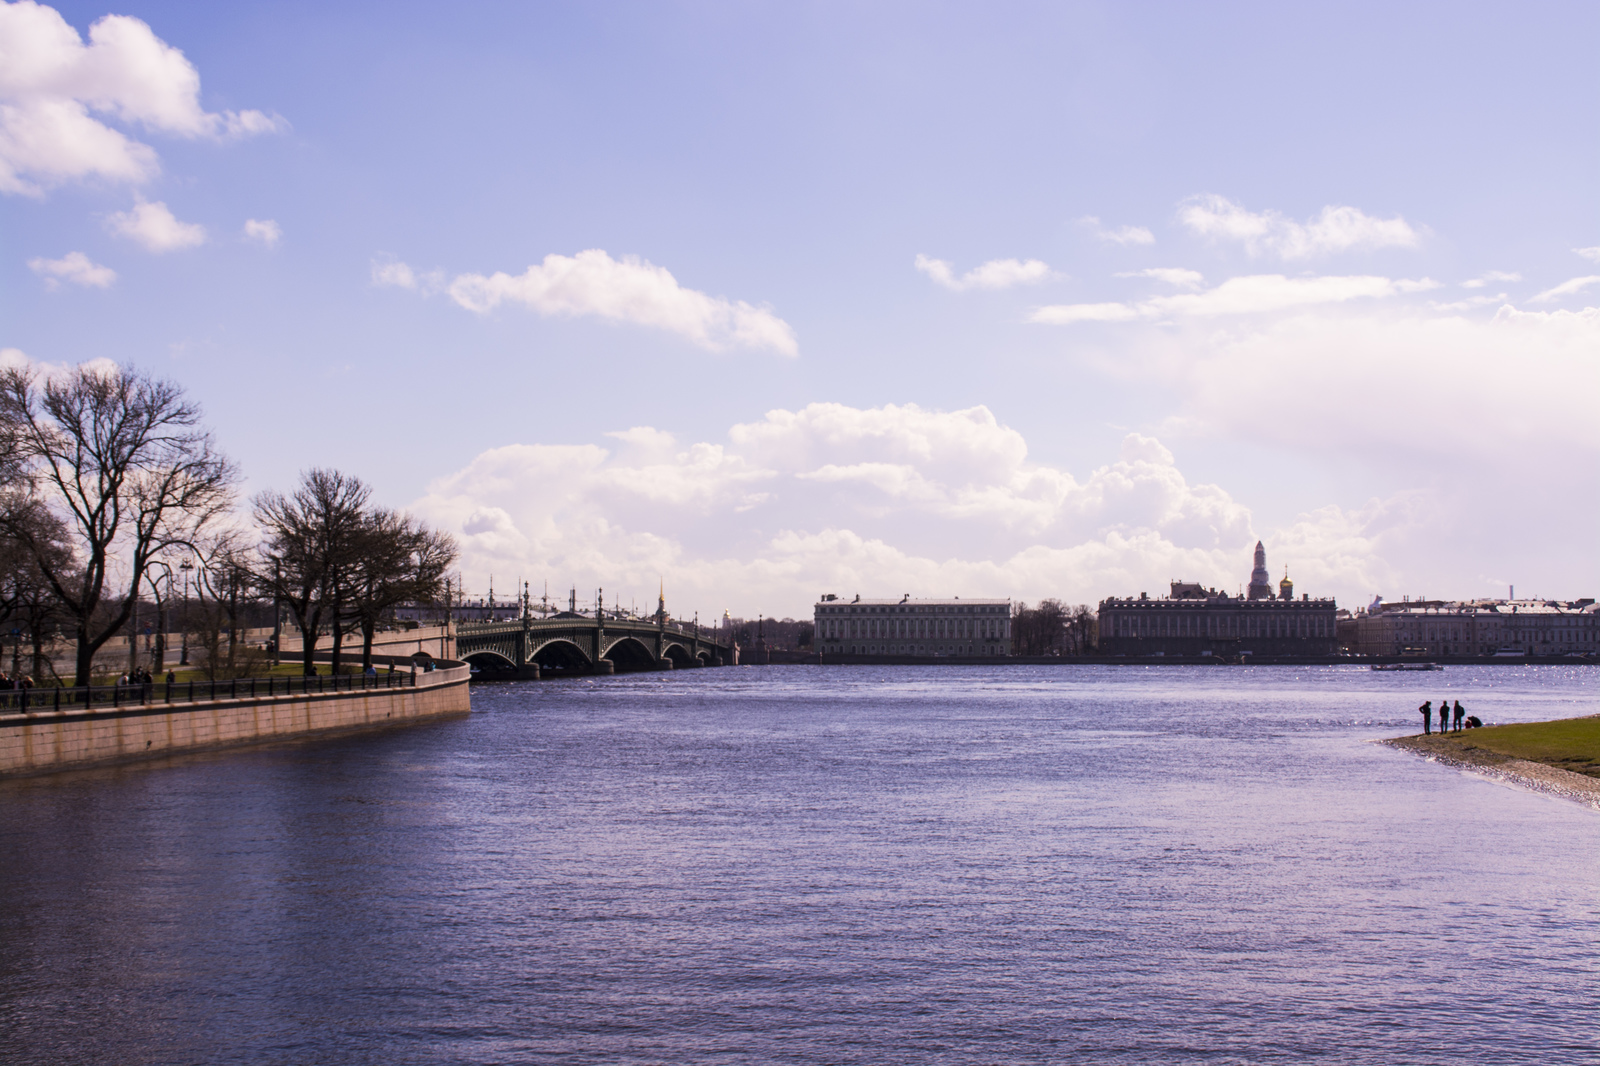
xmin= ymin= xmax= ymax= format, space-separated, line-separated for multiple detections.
xmin=0 ymin=660 xmax=471 ymax=779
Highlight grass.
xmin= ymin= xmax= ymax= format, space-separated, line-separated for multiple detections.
xmin=1427 ymin=716 xmax=1600 ymax=779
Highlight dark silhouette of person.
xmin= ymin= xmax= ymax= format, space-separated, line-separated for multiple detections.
xmin=1453 ymin=700 xmax=1465 ymax=732
xmin=1438 ymin=699 xmax=1450 ymax=734
xmin=1419 ymin=700 xmax=1432 ymax=734
xmin=1467 ymin=715 xmax=1482 ymax=728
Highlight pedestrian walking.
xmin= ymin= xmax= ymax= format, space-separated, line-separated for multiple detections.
xmin=1419 ymin=700 xmax=1432 ymax=734
xmin=1453 ymin=700 xmax=1465 ymax=732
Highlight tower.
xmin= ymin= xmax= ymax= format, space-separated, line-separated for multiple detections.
xmin=1279 ymin=567 xmax=1293 ymax=601
xmin=1247 ymin=541 xmax=1272 ymax=600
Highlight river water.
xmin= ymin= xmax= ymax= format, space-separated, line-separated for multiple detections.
xmin=2 ymin=665 xmax=1596 ymax=1064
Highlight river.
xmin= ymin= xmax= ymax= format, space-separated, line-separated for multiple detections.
xmin=2 ymin=664 xmax=1596 ymax=1064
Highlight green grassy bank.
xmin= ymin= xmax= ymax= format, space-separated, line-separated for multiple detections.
xmin=1396 ymin=715 xmax=1600 ymax=779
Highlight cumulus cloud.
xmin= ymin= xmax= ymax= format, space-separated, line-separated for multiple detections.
xmin=914 ymin=254 xmax=1053 ymax=291
xmin=1079 ymin=216 xmax=1155 ymax=246
xmin=242 ymin=218 xmax=280 ymax=247
xmin=1530 ymin=275 xmax=1600 ymax=303
xmin=1157 ymin=304 xmax=1600 ymax=458
xmin=105 ymin=199 xmax=204 ymax=251
xmin=381 ymin=249 xmax=797 ymax=355
xmin=406 ymin=401 xmax=1409 ymax=617
xmin=1461 ymin=270 xmax=1520 ymax=289
xmin=28 ymin=249 xmax=114 ymax=288
xmin=1178 ymin=194 xmax=1420 ymax=259
xmin=1031 ymin=273 xmax=1437 ymax=324
xmin=1115 ymin=267 xmax=1205 ymax=289
xmin=0 ymin=1 xmax=284 ymax=196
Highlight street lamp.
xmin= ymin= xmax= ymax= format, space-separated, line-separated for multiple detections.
xmin=179 ymin=557 xmax=194 ymax=666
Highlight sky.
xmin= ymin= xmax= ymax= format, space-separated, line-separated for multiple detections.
xmin=3 ymin=0 xmax=1597 ymax=621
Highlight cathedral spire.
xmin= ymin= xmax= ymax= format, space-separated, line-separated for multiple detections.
xmin=1247 ymin=541 xmax=1273 ymax=600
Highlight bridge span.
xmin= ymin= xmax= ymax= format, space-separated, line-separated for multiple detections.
xmin=455 ymin=614 xmax=733 ymax=678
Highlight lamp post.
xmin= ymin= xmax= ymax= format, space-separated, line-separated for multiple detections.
xmin=179 ymin=557 xmax=194 ymax=666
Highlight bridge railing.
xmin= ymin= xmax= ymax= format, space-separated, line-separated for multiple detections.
xmin=0 ymin=669 xmax=416 ymax=716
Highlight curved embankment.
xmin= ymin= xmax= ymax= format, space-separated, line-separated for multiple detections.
xmin=1383 ymin=715 xmax=1600 ymax=809
xmin=0 ymin=661 xmax=471 ymax=779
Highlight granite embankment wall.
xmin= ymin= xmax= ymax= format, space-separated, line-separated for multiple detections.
xmin=0 ymin=662 xmax=471 ymax=779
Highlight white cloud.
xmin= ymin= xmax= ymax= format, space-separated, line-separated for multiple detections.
xmin=1428 ymin=293 xmax=1507 ymax=311
xmin=1461 ymin=270 xmax=1520 ymax=289
xmin=1115 ymin=267 xmax=1205 ymax=289
xmin=409 ymin=401 xmax=1411 ymax=616
xmin=0 ymin=1 xmax=284 ymax=196
xmin=1032 ymin=273 xmax=1438 ymax=325
xmin=1177 ymin=194 xmax=1420 ymax=259
xmin=1030 ymin=302 xmax=1141 ymax=325
xmin=386 ymin=249 xmax=797 ymax=355
xmin=1157 ymin=304 xmax=1600 ymax=457
xmin=105 ymin=199 xmax=204 ymax=251
xmin=1079 ymin=216 xmax=1155 ymax=246
xmin=371 ymin=259 xmax=418 ymax=289
xmin=914 ymin=254 xmax=1053 ymax=291
xmin=27 ymin=249 xmax=114 ymax=288
xmin=242 ymin=218 xmax=280 ymax=247
xmin=1573 ymin=247 xmax=1600 ymax=264
xmin=1530 ymin=275 xmax=1600 ymax=303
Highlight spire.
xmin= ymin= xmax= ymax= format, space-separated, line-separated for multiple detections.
xmin=1247 ymin=541 xmax=1272 ymax=600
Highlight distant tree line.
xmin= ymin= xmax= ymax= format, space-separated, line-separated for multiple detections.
xmin=1011 ymin=600 xmax=1097 ymax=656
xmin=0 ymin=362 xmax=456 ymax=686
xmin=727 ymin=617 xmax=813 ymax=651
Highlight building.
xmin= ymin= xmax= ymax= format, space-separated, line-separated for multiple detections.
xmin=814 ymin=595 xmax=1012 ymax=657
xmin=1097 ymin=542 xmax=1338 ymax=658
xmin=1340 ymin=597 xmax=1598 ymax=658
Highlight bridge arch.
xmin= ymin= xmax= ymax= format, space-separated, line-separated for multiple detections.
xmin=463 ymin=649 xmax=517 ymax=672
xmin=603 ymin=636 xmax=658 ymax=672
xmin=532 ymin=638 xmax=594 ymax=675
xmin=661 ymin=642 xmax=695 ymax=668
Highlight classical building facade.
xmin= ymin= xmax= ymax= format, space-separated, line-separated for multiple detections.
xmin=814 ymin=596 xmax=1012 ymax=657
xmin=1097 ymin=542 xmax=1338 ymax=658
xmin=1339 ymin=598 xmax=1598 ymax=658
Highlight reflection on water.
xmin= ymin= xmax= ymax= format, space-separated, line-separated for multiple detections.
xmin=2 ymin=665 xmax=1597 ymax=1064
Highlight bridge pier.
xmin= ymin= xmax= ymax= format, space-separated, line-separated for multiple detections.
xmin=592 ymin=659 xmax=615 ymax=676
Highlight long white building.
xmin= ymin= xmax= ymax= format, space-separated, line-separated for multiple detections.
xmin=1338 ymin=598 xmax=1598 ymax=658
xmin=814 ymin=596 xmax=1012 ymax=657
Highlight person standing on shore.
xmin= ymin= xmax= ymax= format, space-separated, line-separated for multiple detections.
xmin=1453 ymin=701 xmax=1465 ymax=732
xmin=1439 ymin=699 xmax=1450 ymax=734
xmin=1420 ymin=700 xmax=1432 ymax=734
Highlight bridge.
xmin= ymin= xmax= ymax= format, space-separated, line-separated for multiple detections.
xmin=455 ymin=611 xmax=733 ymax=678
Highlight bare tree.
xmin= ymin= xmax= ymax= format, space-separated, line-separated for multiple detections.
xmin=1011 ymin=599 xmax=1068 ymax=656
xmin=349 ymin=509 xmax=457 ymax=672
xmin=190 ymin=534 xmax=257 ymax=679
xmin=0 ymin=501 xmax=72 ymax=682
xmin=0 ymin=364 xmax=236 ymax=686
xmin=253 ymin=469 xmax=370 ymax=676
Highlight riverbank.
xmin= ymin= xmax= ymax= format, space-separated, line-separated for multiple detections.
xmin=0 ymin=658 xmax=471 ymax=779
xmin=1383 ymin=715 xmax=1600 ymax=809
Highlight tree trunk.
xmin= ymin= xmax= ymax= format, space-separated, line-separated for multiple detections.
xmin=74 ymin=624 xmax=94 ymax=687
xmin=294 ymin=603 xmax=320 ymax=676
xmin=330 ymin=609 xmax=344 ymax=676
xmin=361 ymin=618 xmax=376 ymax=672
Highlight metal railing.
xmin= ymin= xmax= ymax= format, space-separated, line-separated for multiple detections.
xmin=0 ymin=669 xmax=417 ymax=716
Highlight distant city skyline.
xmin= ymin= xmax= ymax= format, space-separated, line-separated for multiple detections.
xmin=5 ymin=0 xmax=1596 ymax=617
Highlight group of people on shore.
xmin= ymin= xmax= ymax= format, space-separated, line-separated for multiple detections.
xmin=1419 ymin=698 xmax=1482 ymax=734
xmin=0 ymin=672 xmax=35 ymax=690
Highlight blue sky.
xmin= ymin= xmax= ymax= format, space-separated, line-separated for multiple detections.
xmin=5 ymin=1 xmax=1597 ymax=618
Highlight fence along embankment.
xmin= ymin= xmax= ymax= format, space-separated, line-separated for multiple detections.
xmin=0 ymin=658 xmax=471 ymax=779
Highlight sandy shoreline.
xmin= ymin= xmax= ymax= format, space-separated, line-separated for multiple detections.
xmin=1383 ymin=734 xmax=1600 ymax=810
